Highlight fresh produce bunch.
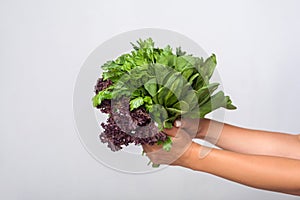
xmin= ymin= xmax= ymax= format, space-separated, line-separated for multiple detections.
xmin=93 ymin=38 xmax=236 ymax=152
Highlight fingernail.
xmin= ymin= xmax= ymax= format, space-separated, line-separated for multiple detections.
xmin=174 ymin=120 xmax=182 ymax=127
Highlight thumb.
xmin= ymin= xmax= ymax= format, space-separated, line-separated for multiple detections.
xmin=174 ymin=120 xmax=182 ymax=128
xmin=174 ymin=119 xmax=199 ymax=129
xmin=174 ymin=118 xmax=201 ymax=138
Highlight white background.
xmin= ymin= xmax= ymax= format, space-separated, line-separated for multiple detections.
xmin=1 ymin=0 xmax=300 ymax=199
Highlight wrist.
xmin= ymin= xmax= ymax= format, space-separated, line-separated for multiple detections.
xmin=187 ymin=144 xmax=214 ymax=172
xmin=177 ymin=142 xmax=202 ymax=168
xmin=196 ymin=118 xmax=210 ymax=139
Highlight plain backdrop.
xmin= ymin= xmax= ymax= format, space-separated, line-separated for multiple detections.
xmin=1 ymin=0 xmax=300 ymax=199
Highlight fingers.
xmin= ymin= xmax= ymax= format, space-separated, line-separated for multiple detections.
xmin=164 ymin=121 xmax=198 ymax=139
xmin=163 ymin=127 xmax=179 ymax=137
xmin=174 ymin=120 xmax=182 ymax=128
xmin=163 ymin=125 xmax=195 ymax=139
xmin=174 ymin=118 xmax=198 ymax=128
xmin=174 ymin=118 xmax=202 ymax=138
xmin=142 ymin=144 xmax=150 ymax=152
xmin=163 ymin=119 xmax=198 ymax=136
xmin=142 ymin=129 xmax=195 ymax=166
xmin=142 ymin=143 xmax=162 ymax=152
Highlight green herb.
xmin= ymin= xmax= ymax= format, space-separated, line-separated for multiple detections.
xmin=157 ymin=136 xmax=173 ymax=152
xmin=93 ymin=38 xmax=237 ymax=151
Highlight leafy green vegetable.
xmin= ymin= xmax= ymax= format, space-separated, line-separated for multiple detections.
xmin=130 ymin=97 xmax=144 ymax=111
xmin=157 ymin=136 xmax=173 ymax=152
xmin=92 ymin=89 xmax=112 ymax=107
xmin=93 ymin=38 xmax=237 ymax=152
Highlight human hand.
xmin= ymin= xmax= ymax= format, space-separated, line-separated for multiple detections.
xmin=174 ymin=118 xmax=225 ymax=147
xmin=142 ymin=127 xmax=200 ymax=167
xmin=173 ymin=118 xmax=210 ymax=139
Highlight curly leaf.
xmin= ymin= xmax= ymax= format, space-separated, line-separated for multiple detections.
xmin=130 ymin=97 xmax=144 ymax=111
xmin=92 ymin=90 xmax=112 ymax=107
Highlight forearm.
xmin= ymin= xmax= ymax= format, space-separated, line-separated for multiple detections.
xmin=184 ymin=144 xmax=300 ymax=196
xmin=198 ymin=119 xmax=300 ymax=159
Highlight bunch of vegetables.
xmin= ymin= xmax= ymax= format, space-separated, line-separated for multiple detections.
xmin=93 ymin=38 xmax=236 ymax=152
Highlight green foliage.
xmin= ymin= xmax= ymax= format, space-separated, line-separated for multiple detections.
xmin=130 ymin=97 xmax=144 ymax=111
xmin=157 ymin=136 xmax=173 ymax=152
xmin=92 ymin=89 xmax=112 ymax=107
xmin=93 ymin=38 xmax=237 ymax=151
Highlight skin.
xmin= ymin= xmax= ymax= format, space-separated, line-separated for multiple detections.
xmin=142 ymin=119 xmax=300 ymax=196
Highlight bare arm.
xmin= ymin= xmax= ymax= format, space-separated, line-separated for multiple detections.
xmin=186 ymin=143 xmax=300 ymax=196
xmin=178 ymin=118 xmax=300 ymax=159
xmin=143 ymin=128 xmax=300 ymax=196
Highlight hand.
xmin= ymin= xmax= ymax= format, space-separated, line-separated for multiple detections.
xmin=142 ymin=127 xmax=200 ymax=167
xmin=174 ymin=118 xmax=210 ymax=139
